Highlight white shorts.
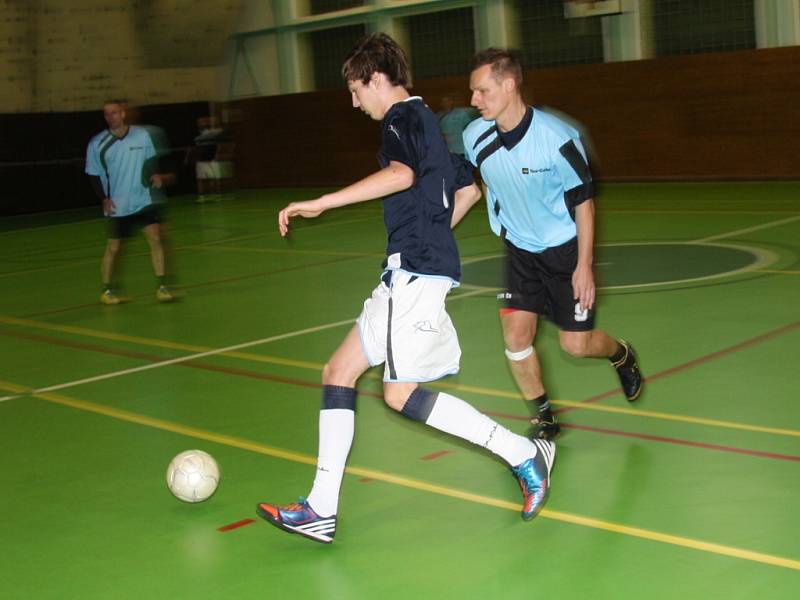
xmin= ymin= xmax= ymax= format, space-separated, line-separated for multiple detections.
xmin=196 ymin=161 xmax=232 ymax=180
xmin=357 ymin=270 xmax=461 ymax=383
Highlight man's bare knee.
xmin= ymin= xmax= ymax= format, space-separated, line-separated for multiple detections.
xmin=561 ymin=333 xmax=590 ymax=358
xmin=383 ymin=387 xmax=408 ymax=412
xmin=105 ymin=240 xmax=121 ymax=256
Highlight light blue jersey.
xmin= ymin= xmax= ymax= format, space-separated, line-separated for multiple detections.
xmin=463 ymin=107 xmax=594 ymax=253
xmin=85 ymin=126 xmax=158 ymax=217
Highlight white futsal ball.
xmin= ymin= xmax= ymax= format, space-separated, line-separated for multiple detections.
xmin=166 ymin=450 xmax=220 ymax=503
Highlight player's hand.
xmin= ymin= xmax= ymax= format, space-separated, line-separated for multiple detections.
xmin=278 ymin=199 xmax=325 ymax=237
xmin=572 ymin=263 xmax=595 ymax=312
xmin=150 ymin=174 xmax=163 ymax=189
xmin=103 ymin=197 xmax=116 ymax=216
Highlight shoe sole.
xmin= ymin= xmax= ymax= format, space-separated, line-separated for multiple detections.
xmin=256 ymin=504 xmax=334 ymax=544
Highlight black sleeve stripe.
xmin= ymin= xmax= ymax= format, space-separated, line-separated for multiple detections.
xmin=88 ymin=175 xmax=106 ymax=199
xmin=476 ymin=136 xmax=504 ymax=169
xmin=558 ymin=139 xmax=592 ymax=186
xmin=564 ymin=184 xmax=594 ymax=220
xmin=473 ymin=125 xmax=498 ymax=149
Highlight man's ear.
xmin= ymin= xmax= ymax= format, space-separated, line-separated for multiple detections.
xmin=370 ymin=71 xmax=383 ymax=88
xmin=502 ymin=77 xmax=515 ymax=94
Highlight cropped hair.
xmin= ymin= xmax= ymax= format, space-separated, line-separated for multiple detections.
xmin=471 ymin=48 xmax=524 ymax=90
xmin=341 ymin=33 xmax=412 ymax=88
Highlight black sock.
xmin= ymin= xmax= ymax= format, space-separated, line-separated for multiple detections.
xmin=525 ymin=393 xmax=553 ymax=422
xmin=157 ymin=275 xmax=167 ymax=287
xmin=610 ymin=342 xmax=626 ymax=364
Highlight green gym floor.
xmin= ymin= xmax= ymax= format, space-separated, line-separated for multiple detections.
xmin=1 ymin=182 xmax=798 ymax=599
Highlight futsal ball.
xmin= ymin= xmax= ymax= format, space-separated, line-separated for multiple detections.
xmin=166 ymin=449 xmax=220 ymax=503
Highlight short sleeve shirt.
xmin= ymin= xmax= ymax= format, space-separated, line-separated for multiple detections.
xmin=463 ymin=107 xmax=594 ymax=253
xmin=86 ymin=125 xmax=158 ymax=217
xmin=378 ymin=97 xmax=473 ymax=282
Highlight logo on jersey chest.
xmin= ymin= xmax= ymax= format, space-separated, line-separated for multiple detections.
xmin=521 ymin=167 xmax=551 ymax=175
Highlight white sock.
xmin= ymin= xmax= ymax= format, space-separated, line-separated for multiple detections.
xmin=425 ymin=392 xmax=536 ymax=467
xmin=306 ymin=408 xmax=354 ymax=517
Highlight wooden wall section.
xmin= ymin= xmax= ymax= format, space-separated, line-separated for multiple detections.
xmin=230 ymin=46 xmax=800 ymax=185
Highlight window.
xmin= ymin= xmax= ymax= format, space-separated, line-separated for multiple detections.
xmin=516 ymin=0 xmax=605 ymax=68
xmin=405 ymin=7 xmax=476 ymax=79
xmin=310 ymin=24 xmax=367 ymax=90
xmin=650 ymin=0 xmax=755 ymax=56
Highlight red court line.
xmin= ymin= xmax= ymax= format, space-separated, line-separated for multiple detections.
xmin=483 ymin=410 xmax=800 ymax=463
xmin=5 ymin=329 xmax=796 ymax=463
xmin=556 ymin=321 xmax=800 ymax=416
xmin=562 ymin=423 xmax=800 ymax=462
xmin=218 ymin=518 xmax=256 ymax=532
xmin=421 ymin=450 xmax=452 ymax=461
xmin=0 ymin=328 xmax=384 ymax=399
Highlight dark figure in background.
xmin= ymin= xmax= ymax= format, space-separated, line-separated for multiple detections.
xmin=191 ymin=116 xmax=234 ymax=203
xmin=437 ymin=94 xmax=476 ymax=157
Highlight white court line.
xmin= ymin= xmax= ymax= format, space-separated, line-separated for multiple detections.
xmin=693 ymin=214 xmax=800 ymax=243
xmin=0 ymin=318 xmax=354 ymax=403
xmin=4 ymin=215 xmax=795 ymax=402
xmin=0 ymin=286 xmax=491 ymax=404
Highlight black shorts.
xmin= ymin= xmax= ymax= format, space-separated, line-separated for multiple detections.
xmin=502 ymin=237 xmax=595 ymax=332
xmin=107 ymin=205 xmax=162 ymax=240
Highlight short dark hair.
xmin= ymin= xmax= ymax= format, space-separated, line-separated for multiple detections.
xmin=103 ymin=99 xmax=128 ymax=108
xmin=471 ymin=48 xmax=523 ymax=90
xmin=341 ymin=33 xmax=412 ymax=88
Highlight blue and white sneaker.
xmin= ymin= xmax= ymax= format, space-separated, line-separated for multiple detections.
xmin=256 ymin=498 xmax=337 ymax=544
xmin=512 ymin=439 xmax=556 ymax=520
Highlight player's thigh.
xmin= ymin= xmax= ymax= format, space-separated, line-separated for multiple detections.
xmin=384 ymin=273 xmax=460 ymax=383
xmin=324 ymin=324 xmax=370 ymax=387
xmin=546 ymin=275 xmax=595 ymax=332
xmin=503 ymin=241 xmax=548 ymax=317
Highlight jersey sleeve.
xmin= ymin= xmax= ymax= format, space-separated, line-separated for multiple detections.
xmin=554 ymin=136 xmax=595 ymax=211
xmin=451 ymin=153 xmax=474 ymax=189
xmin=85 ymin=138 xmax=102 ymax=176
xmin=378 ymin=112 xmax=421 ymax=172
xmin=462 ymin=128 xmax=477 ymax=167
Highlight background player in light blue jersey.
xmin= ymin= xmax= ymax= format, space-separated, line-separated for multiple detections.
xmin=256 ymin=33 xmax=554 ymax=544
xmin=458 ymin=48 xmax=643 ymax=440
xmin=85 ymin=100 xmax=173 ymax=305
xmin=437 ymin=94 xmax=476 ymax=156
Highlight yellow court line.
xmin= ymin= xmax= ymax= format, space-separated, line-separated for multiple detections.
xmin=0 ymin=315 xmax=322 ymax=371
xmin=3 ymin=314 xmax=799 ymax=439
xmin=0 ymin=379 xmax=797 ymax=572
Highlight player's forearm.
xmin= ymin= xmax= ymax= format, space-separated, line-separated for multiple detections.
xmin=451 ymin=183 xmax=482 ymax=228
xmin=320 ymin=162 xmax=415 ymax=211
xmin=574 ymin=199 xmax=595 ymax=268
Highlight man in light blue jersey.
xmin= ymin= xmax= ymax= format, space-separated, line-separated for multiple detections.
xmin=85 ymin=100 xmax=173 ymax=304
xmin=437 ymin=94 xmax=476 ymax=157
xmin=458 ymin=48 xmax=643 ymax=440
